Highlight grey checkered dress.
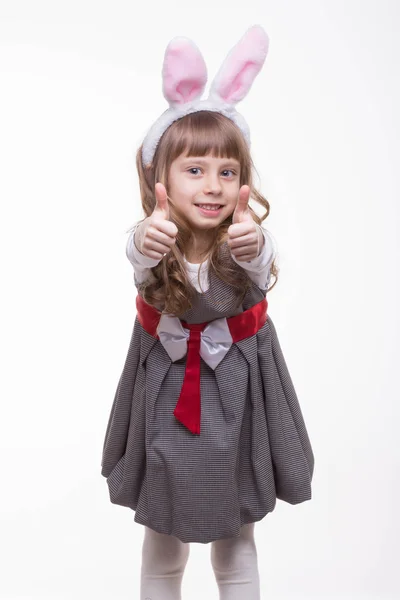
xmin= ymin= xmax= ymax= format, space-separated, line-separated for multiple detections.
xmin=101 ymin=243 xmax=314 ymax=544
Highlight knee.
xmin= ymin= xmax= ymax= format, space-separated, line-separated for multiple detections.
xmin=141 ymin=526 xmax=190 ymax=575
xmin=210 ymin=523 xmax=257 ymax=574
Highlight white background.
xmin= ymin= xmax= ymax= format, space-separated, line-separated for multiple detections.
xmin=0 ymin=0 xmax=399 ymax=599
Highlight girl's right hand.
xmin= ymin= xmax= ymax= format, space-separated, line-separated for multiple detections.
xmin=134 ymin=183 xmax=178 ymax=260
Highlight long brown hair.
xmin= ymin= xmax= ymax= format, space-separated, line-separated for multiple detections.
xmin=127 ymin=110 xmax=278 ymax=316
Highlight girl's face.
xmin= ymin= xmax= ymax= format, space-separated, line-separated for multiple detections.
xmin=167 ymin=153 xmax=241 ymax=235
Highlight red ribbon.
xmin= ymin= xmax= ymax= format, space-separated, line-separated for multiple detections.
xmin=173 ymin=322 xmax=207 ymax=435
xmin=136 ymin=295 xmax=268 ymax=435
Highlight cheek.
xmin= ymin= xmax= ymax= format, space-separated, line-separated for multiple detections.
xmin=223 ymin=193 xmax=237 ymax=215
xmin=226 ymin=205 xmax=236 ymax=218
xmin=170 ymin=179 xmax=197 ymax=201
xmin=168 ymin=177 xmax=184 ymax=201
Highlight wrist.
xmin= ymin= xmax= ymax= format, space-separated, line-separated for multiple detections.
xmin=134 ymin=221 xmax=145 ymax=254
xmin=256 ymin=224 xmax=264 ymax=256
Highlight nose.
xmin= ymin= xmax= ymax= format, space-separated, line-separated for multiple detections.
xmin=203 ymin=173 xmax=222 ymax=195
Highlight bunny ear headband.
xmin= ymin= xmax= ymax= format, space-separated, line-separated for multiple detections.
xmin=141 ymin=24 xmax=269 ymax=167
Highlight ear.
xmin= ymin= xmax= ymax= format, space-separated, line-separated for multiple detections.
xmin=208 ymin=25 xmax=269 ymax=105
xmin=162 ymin=36 xmax=208 ymax=106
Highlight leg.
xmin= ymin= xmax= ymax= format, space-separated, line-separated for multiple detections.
xmin=140 ymin=525 xmax=190 ymax=600
xmin=210 ymin=522 xmax=260 ymax=600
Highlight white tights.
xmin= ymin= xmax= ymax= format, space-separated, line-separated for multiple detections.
xmin=140 ymin=522 xmax=260 ymax=600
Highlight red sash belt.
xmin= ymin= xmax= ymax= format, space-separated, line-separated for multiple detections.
xmin=136 ymin=295 xmax=268 ymax=435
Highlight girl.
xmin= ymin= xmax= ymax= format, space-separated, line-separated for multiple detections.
xmin=101 ymin=25 xmax=314 ymax=600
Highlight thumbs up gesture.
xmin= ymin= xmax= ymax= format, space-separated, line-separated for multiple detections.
xmin=134 ymin=182 xmax=178 ymax=260
xmin=227 ymin=185 xmax=264 ymax=261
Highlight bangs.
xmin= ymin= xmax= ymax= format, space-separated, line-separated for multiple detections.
xmin=151 ymin=110 xmax=252 ymax=188
xmin=164 ymin=111 xmax=245 ymax=163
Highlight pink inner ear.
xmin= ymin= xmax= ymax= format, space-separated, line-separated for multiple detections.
xmin=163 ymin=38 xmax=207 ymax=105
xmin=219 ymin=60 xmax=258 ymax=103
xmin=176 ymin=79 xmax=202 ymax=102
xmin=211 ymin=25 xmax=269 ymax=105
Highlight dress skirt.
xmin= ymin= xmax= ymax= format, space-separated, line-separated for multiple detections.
xmin=101 ymin=274 xmax=315 ymax=543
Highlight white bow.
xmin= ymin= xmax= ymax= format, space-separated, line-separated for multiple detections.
xmin=156 ymin=314 xmax=233 ymax=370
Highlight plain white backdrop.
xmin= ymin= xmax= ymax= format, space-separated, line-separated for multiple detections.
xmin=0 ymin=0 xmax=399 ymax=599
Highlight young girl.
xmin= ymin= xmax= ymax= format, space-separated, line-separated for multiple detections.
xmin=101 ymin=25 xmax=314 ymax=600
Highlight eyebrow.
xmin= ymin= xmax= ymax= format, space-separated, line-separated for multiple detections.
xmin=182 ymin=157 xmax=240 ymax=167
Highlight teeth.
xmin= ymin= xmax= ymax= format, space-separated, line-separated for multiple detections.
xmin=197 ymin=204 xmax=221 ymax=210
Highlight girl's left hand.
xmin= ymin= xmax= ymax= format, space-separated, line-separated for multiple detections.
xmin=227 ymin=185 xmax=264 ymax=261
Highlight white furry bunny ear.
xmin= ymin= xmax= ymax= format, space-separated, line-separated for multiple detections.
xmin=162 ymin=37 xmax=208 ymax=107
xmin=208 ymin=25 xmax=269 ymax=105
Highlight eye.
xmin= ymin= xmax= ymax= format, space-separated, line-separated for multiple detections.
xmin=186 ymin=167 xmax=237 ymax=177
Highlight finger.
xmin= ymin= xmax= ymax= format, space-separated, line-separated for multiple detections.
xmin=154 ymin=182 xmax=169 ymax=218
xmin=228 ymin=220 xmax=255 ymax=239
xmin=232 ymin=185 xmax=251 ymax=223
xmin=230 ymin=240 xmax=258 ymax=256
xmin=228 ymin=232 xmax=257 ymax=249
xmin=152 ymin=218 xmax=178 ymax=238
xmin=147 ymin=224 xmax=177 ymax=247
xmin=144 ymin=249 xmax=169 ymax=261
xmin=232 ymin=252 xmax=257 ymax=262
xmin=142 ymin=239 xmax=173 ymax=256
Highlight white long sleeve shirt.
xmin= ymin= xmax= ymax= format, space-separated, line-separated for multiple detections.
xmin=126 ymin=223 xmax=276 ymax=293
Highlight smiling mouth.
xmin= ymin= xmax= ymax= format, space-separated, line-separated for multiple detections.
xmin=195 ymin=204 xmax=223 ymax=210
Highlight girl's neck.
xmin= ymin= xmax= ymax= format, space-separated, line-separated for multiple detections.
xmin=185 ymin=232 xmax=213 ymax=264
xmin=185 ymin=249 xmax=209 ymax=264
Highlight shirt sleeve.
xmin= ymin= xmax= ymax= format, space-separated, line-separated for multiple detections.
xmin=126 ymin=223 xmax=161 ymax=285
xmin=231 ymin=225 xmax=276 ymax=290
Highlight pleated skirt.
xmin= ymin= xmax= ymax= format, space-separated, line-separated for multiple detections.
xmin=101 ymin=313 xmax=314 ymax=544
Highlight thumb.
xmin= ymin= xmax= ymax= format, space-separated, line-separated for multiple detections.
xmin=153 ymin=182 xmax=169 ymax=219
xmin=232 ymin=185 xmax=251 ymax=224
